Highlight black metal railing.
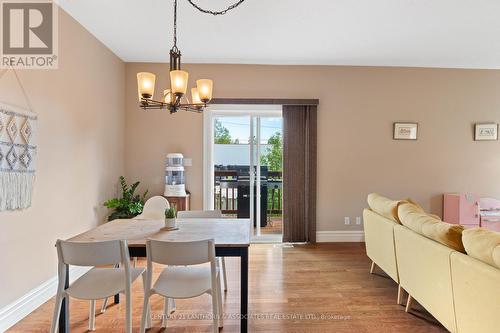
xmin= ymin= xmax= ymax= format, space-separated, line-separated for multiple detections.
xmin=214 ymin=169 xmax=282 ymax=216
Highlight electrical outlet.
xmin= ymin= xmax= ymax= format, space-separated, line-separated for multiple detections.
xmin=344 ymin=217 xmax=350 ymax=225
xmin=183 ymin=158 xmax=192 ymax=166
xmin=356 ymin=216 xmax=362 ymax=225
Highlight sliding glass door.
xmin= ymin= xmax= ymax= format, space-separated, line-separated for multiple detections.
xmin=204 ymin=105 xmax=283 ymax=242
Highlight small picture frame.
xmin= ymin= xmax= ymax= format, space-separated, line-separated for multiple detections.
xmin=393 ymin=122 xmax=418 ymax=140
xmin=474 ymin=123 xmax=498 ymax=141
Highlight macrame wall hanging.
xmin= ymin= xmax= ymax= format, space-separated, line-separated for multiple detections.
xmin=0 ymin=68 xmax=37 ymax=211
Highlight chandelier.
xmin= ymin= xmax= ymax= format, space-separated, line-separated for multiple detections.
xmin=136 ymin=0 xmax=246 ymax=114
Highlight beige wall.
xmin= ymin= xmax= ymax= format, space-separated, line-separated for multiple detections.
xmin=125 ymin=63 xmax=500 ymax=232
xmin=0 ymin=10 xmax=125 ymax=308
xmin=2 ymin=6 xmax=500 ymax=313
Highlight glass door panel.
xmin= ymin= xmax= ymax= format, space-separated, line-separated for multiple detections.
xmin=209 ymin=109 xmax=282 ymax=243
xmin=213 ymin=116 xmax=250 ymax=221
xmin=252 ymin=116 xmax=283 ymax=242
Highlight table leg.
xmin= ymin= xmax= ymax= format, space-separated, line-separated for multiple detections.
xmin=58 ymin=265 xmax=70 ymax=333
xmin=240 ymin=247 xmax=248 ymax=333
xmin=114 ymin=263 xmax=120 ymax=304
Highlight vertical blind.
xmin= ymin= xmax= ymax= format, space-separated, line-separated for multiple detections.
xmin=282 ymin=105 xmax=317 ymax=243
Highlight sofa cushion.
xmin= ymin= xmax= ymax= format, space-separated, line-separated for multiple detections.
xmin=367 ymin=193 xmax=406 ymax=223
xmin=405 ymin=198 xmax=441 ymax=219
xmin=398 ymin=202 xmax=465 ymax=252
xmin=462 ymin=228 xmax=500 ymax=269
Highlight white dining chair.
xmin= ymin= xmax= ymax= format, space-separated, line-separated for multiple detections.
xmin=140 ymin=239 xmax=223 ymax=333
xmin=132 ymin=196 xmax=171 ymax=266
xmin=101 ymin=196 xmax=173 ymax=315
xmin=132 ymin=196 xmax=171 ymax=267
xmin=135 ymin=196 xmax=170 ymax=220
xmin=176 ymin=210 xmax=228 ymax=292
xmin=50 ymin=239 xmax=147 ymax=333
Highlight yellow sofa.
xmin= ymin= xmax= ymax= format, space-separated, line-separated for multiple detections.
xmin=394 ymin=224 xmax=457 ymax=332
xmin=363 ymin=193 xmax=407 ymax=304
xmin=450 ymin=252 xmax=500 ymax=333
xmin=364 ymin=193 xmax=500 ymax=333
xmin=362 ymin=208 xmax=402 ymax=303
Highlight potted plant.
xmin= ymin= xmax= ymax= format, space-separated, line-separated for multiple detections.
xmin=103 ymin=176 xmax=148 ymax=221
xmin=164 ymin=206 xmax=177 ymax=228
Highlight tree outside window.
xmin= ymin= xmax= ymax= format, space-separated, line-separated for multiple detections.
xmin=260 ymin=132 xmax=282 ymax=172
xmin=214 ymin=119 xmax=232 ymax=144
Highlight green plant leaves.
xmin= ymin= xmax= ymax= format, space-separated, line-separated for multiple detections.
xmin=104 ymin=176 xmax=148 ymax=221
xmin=165 ymin=206 xmax=176 ymax=219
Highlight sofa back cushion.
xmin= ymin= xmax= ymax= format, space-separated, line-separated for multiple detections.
xmin=462 ymin=227 xmax=500 ymax=269
xmin=394 ymin=224 xmax=457 ymax=333
xmin=367 ymin=193 xmax=405 ymax=223
xmin=398 ymin=202 xmax=465 ymax=252
xmin=363 ymin=209 xmax=400 ymax=282
xmin=450 ymin=252 xmax=500 ymax=333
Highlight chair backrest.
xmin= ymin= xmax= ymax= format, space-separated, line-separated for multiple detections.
xmin=146 ymin=239 xmax=215 ymax=266
xmin=138 ymin=196 xmax=170 ymax=219
xmin=56 ymin=239 xmax=129 ymax=267
xmin=177 ymin=210 xmax=222 ymax=219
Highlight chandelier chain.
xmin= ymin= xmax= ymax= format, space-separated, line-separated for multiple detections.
xmin=187 ymin=0 xmax=246 ymax=16
xmin=173 ymin=0 xmax=246 ymax=47
xmin=173 ymin=0 xmax=178 ymax=47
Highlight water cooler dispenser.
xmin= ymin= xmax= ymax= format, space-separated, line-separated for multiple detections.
xmin=164 ymin=153 xmax=187 ymax=197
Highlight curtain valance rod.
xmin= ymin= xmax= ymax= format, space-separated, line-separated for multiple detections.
xmin=211 ymin=98 xmax=319 ymax=106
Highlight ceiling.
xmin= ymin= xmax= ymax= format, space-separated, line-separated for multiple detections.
xmin=57 ymin=0 xmax=500 ymax=69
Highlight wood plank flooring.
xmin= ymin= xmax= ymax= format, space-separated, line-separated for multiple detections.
xmin=9 ymin=243 xmax=447 ymax=332
xmin=260 ymin=218 xmax=282 ymax=235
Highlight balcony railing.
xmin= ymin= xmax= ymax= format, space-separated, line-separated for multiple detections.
xmin=214 ymin=170 xmax=282 ymax=216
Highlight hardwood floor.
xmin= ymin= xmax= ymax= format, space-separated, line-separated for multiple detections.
xmin=260 ymin=218 xmax=282 ymax=235
xmin=9 ymin=243 xmax=447 ymax=332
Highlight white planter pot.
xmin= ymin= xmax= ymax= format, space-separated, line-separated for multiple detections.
xmin=165 ymin=218 xmax=177 ymax=228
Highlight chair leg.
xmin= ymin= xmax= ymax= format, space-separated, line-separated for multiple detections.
xmin=162 ymin=297 xmax=168 ymax=328
xmin=217 ymin=274 xmax=223 ymax=328
xmin=140 ymin=274 xmax=152 ymax=329
xmin=50 ymin=291 xmax=64 ymax=333
xmin=88 ymin=300 xmax=96 ymax=331
xmin=211 ymin=289 xmax=219 ymax=333
xmin=397 ymin=285 xmax=404 ymax=305
xmin=370 ymin=261 xmax=376 ymax=274
xmin=133 ymin=257 xmax=138 ymax=267
xmin=405 ymin=295 xmax=414 ymax=313
xmin=170 ymin=298 xmax=176 ymax=313
xmin=170 ymin=298 xmax=177 ymax=313
xmin=100 ymin=297 xmax=109 ymax=313
xmin=221 ymin=257 xmax=228 ymax=292
xmin=125 ymin=290 xmax=132 ymax=333
xmin=139 ymin=293 xmax=150 ymax=333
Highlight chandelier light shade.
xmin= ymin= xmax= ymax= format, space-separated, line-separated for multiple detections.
xmin=196 ymin=79 xmax=213 ymax=103
xmin=170 ymin=70 xmax=189 ymax=95
xmin=136 ymin=0 xmax=245 ymax=113
xmin=191 ymin=88 xmax=202 ymax=104
xmin=137 ymin=72 xmax=156 ymax=100
xmin=164 ymin=89 xmax=172 ymax=103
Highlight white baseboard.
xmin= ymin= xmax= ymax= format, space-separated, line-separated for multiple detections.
xmin=0 ymin=266 xmax=91 ymax=332
xmin=316 ymin=230 xmax=365 ymax=242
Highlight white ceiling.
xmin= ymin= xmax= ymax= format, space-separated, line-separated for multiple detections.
xmin=58 ymin=0 xmax=500 ymax=69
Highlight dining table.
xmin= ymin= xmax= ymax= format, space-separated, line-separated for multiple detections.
xmin=60 ymin=217 xmax=250 ymax=333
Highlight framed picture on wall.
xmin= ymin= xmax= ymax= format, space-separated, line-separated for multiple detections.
xmin=474 ymin=123 xmax=498 ymax=141
xmin=393 ymin=122 xmax=418 ymax=140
